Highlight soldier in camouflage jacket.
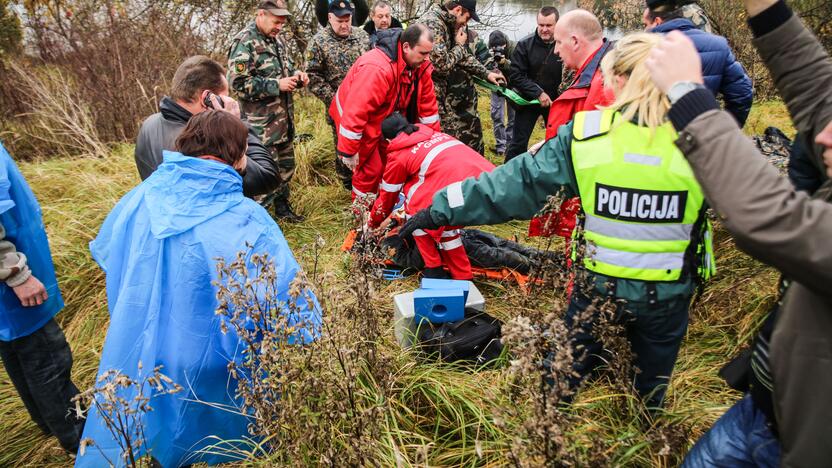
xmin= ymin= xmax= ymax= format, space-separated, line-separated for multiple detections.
xmin=227 ymin=0 xmax=309 ymax=222
xmin=416 ymin=1 xmax=504 ymax=146
xmin=445 ymin=29 xmax=496 ymax=154
xmin=307 ymin=0 xmax=370 ymax=189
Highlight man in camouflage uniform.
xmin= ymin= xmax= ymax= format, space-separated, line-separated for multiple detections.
xmin=227 ymin=0 xmax=309 ymax=222
xmin=416 ymin=0 xmax=505 ymax=146
xmin=307 ymin=0 xmax=370 ymax=190
xmin=444 ymin=29 xmax=495 ymax=154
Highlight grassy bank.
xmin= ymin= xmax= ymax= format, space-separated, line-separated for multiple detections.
xmin=0 ymin=93 xmax=790 ymax=467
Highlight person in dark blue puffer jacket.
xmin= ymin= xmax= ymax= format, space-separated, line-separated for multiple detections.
xmin=644 ymin=0 xmax=753 ymax=127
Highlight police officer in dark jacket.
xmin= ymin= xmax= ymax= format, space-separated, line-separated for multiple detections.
xmin=506 ymin=6 xmax=563 ymax=161
xmin=134 ymin=56 xmax=280 ymax=198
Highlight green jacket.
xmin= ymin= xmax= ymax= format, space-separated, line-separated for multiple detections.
xmin=429 ymin=120 xmax=696 ymax=302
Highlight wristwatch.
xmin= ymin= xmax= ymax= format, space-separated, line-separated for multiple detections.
xmin=667 ymin=81 xmax=706 ymax=104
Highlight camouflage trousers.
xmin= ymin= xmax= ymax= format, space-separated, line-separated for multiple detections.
xmin=439 ymin=105 xmax=485 ymax=155
xmin=437 ymin=83 xmax=485 ymax=155
xmin=267 ymin=141 xmax=295 ymax=201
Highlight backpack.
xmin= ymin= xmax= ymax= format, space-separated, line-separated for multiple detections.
xmin=416 ymin=308 xmax=503 ymax=367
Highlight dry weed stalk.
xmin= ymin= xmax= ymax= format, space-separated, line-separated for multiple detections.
xmin=72 ymin=364 xmax=182 ymax=467
xmin=214 ymin=234 xmax=395 ymax=464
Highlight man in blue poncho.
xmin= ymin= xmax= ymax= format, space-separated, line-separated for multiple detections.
xmin=0 ymin=141 xmax=84 ymax=454
xmin=77 ymin=111 xmax=321 ymax=468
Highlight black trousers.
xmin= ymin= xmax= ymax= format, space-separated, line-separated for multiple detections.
xmin=562 ymin=286 xmax=691 ymax=409
xmin=0 ymin=318 xmax=83 ymax=452
xmin=505 ymin=106 xmax=549 ymax=162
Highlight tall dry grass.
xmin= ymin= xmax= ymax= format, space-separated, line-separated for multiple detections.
xmin=0 ymin=93 xmax=783 ymax=466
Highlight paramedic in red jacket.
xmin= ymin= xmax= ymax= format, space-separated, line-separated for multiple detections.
xmin=330 ymin=24 xmax=441 ymax=200
xmin=530 ymin=9 xmax=615 ymax=239
xmin=545 ymin=9 xmax=615 ymax=139
xmin=368 ymin=113 xmax=495 ymax=279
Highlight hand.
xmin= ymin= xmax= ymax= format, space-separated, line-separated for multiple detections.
xmin=279 ymin=76 xmax=299 ymax=92
xmin=538 ymin=92 xmax=552 ymax=107
xmin=217 ymin=95 xmax=241 ymax=119
xmin=646 ymin=31 xmax=703 ymax=94
xmin=529 ymin=140 xmax=545 ymax=155
xmin=398 ymin=208 xmax=439 ymax=242
xmin=13 ymin=275 xmax=48 ymax=307
xmin=487 ymin=71 xmax=506 ymax=86
xmin=816 ymin=120 xmax=832 ymax=179
xmin=743 ymin=0 xmax=778 ymax=17
xmin=455 ymin=27 xmax=468 ymax=46
xmin=340 ymin=154 xmax=358 ymax=172
xmin=296 ymin=71 xmax=310 ymax=87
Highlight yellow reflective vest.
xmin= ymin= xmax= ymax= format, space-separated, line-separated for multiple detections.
xmin=572 ymin=109 xmax=716 ymax=282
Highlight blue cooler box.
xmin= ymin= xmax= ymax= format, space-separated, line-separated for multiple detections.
xmin=413 ymin=288 xmax=465 ymax=323
xmin=420 ymin=278 xmax=470 ymax=302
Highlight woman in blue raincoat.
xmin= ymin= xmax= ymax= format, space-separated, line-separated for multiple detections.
xmin=77 ymin=111 xmax=321 ymax=468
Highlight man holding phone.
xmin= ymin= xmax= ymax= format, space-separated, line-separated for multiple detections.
xmin=227 ymin=0 xmax=310 ymax=222
xmin=134 ymin=56 xmax=281 ymax=198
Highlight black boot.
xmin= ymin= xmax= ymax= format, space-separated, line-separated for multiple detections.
xmin=273 ymin=200 xmax=305 ymax=223
xmin=423 ymin=267 xmax=451 ymax=279
xmin=334 ymin=157 xmax=353 ymax=191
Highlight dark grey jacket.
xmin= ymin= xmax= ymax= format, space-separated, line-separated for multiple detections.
xmin=134 ymin=97 xmax=280 ymax=198
xmin=508 ymin=32 xmax=562 ymax=101
xmin=668 ymin=4 xmax=832 ymax=466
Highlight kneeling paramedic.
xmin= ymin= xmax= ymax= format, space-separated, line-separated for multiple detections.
xmin=400 ymin=33 xmax=716 ymax=408
xmin=368 ymin=113 xmax=495 ymax=279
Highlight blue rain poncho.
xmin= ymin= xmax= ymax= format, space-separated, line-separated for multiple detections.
xmin=0 ymin=142 xmax=63 ymax=341
xmin=77 ymin=152 xmax=321 ymax=468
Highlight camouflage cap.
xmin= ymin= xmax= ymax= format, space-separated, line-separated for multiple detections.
xmin=259 ymin=0 xmax=291 ymax=17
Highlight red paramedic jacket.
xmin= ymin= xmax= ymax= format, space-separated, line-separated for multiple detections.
xmin=544 ymin=39 xmax=615 ymax=139
xmin=368 ymin=125 xmax=495 ymax=228
xmin=531 ymin=39 xmax=615 ymax=238
xmin=329 ymin=30 xmax=440 ymax=184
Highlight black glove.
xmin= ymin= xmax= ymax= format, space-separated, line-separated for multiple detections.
xmin=399 ymin=208 xmax=440 ymax=243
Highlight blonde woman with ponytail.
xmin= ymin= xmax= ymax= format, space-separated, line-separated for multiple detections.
xmin=601 ymin=32 xmax=670 ymax=129
xmin=400 ymin=31 xmax=715 ymax=409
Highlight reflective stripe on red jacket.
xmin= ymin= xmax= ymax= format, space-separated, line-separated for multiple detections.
xmin=369 ymin=125 xmax=495 ymax=228
xmin=329 ymin=30 xmax=440 ymax=161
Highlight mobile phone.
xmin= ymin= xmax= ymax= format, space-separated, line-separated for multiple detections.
xmin=203 ymin=93 xmax=226 ymax=109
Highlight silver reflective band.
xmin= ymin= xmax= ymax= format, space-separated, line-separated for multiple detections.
xmin=441 ymin=229 xmax=461 ymax=237
xmin=413 ymin=229 xmax=428 ymax=236
xmin=419 ymin=114 xmax=440 ymax=124
xmin=339 ymin=126 xmax=362 ymax=140
xmin=440 ymin=238 xmax=464 ymax=250
xmin=588 ymin=243 xmax=685 ymax=271
xmin=581 ymin=110 xmax=603 ymax=139
xmin=623 ymin=152 xmax=662 ymax=166
xmin=379 ymin=180 xmax=403 ymax=192
xmin=352 ymin=186 xmax=367 ymax=197
xmin=447 ymin=181 xmax=465 ymax=209
xmin=406 ymin=140 xmax=463 ymax=201
xmin=335 ymin=90 xmax=343 ymax=116
xmin=585 ymin=214 xmax=692 ymax=241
